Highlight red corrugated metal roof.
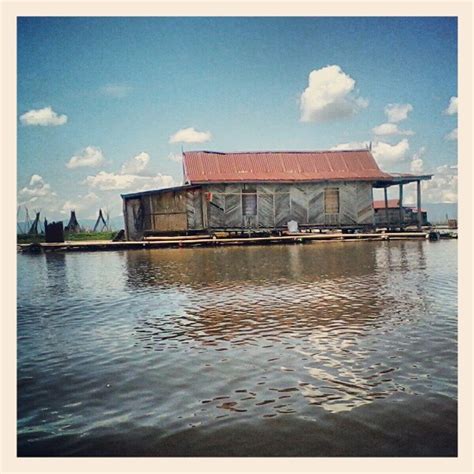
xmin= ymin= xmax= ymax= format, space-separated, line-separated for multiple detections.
xmin=183 ymin=150 xmax=394 ymax=184
xmin=373 ymin=199 xmax=400 ymax=209
xmin=373 ymin=200 xmax=426 ymax=212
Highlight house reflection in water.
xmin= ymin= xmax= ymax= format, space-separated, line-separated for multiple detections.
xmin=124 ymin=242 xmax=429 ymax=413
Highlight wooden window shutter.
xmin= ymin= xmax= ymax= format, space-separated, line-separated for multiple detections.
xmin=242 ymin=193 xmax=257 ymax=216
xmin=324 ymin=188 xmax=340 ymax=214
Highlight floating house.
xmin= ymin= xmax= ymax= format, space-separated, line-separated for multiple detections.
xmin=373 ymin=199 xmax=429 ymax=228
xmin=121 ymin=150 xmax=432 ymax=240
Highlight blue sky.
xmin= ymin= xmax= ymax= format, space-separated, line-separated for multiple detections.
xmin=17 ymin=17 xmax=458 ymax=220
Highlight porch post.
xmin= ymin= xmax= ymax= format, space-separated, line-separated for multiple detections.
xmin=417 ymin=180 xmax=422 ymax=230
xmin=399 ymin=183 xmax=404 ymax=229
xmin=383 ymin=187 xmax=389 ymax=230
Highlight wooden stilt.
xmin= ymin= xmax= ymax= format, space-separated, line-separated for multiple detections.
xmin=417 ymin=180 xmax=422 ymax=230
xmin=399 ymin=184 xmax=404 ymax=230
xmin=384 ymin=187 xmax=389 ymax=230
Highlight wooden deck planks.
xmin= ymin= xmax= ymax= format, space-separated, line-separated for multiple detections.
xmin=18 ymin=232 xmax=428 ymax=253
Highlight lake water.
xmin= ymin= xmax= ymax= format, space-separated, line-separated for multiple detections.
xmin=17 ymin=240 xmax=457 ymax=456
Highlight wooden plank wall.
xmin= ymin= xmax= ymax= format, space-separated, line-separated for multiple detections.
xmin=123 ymin=183 xmax=375 ymax=237
xmin=186 ymin=188 xmax=204 ymax=229
xmin=124 ymin=189 xmax=197 ymax=239
xmin=357 ymin=184 xmax=374 ymax=225
xmin=274 ymin=186 xmax=290 ymax=228
xmin=307 ymin=187 xmax=324 ymax=224
xmin=339 ymin=184 xmax=357 ymax=225
xmin=257 ymin=192 xmax=274 ymax=228
xmin=124 ymin=198 xmax=144 ymax=240
xmin=203 ymin=182 xmax=375 ymax=230
xmin=290 ymin=185 xmax=307 ymax=224
xmin=374 ymin=208 xmax=408 ymax=227
xmin=208 ymin=185 xmax=225 ymax=228
xmin=148 ymin=191 xmax=187 ymax=232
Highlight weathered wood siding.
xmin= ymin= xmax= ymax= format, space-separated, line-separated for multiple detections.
xmin=307 ymin=187 xmax=324 ymax=224
xmin=374 ymin=208 xmax=406 ymax=227
xmin=123 ymin=187 xmax=205 ymax=239
xmin=186 ymin=188 xmax=203 ymax=230
xmin=274 ymin=187 xmax=290 ymax=228
xmin=258 ymin=192 xmax=274 ymax=228
xmin=374 ymin=207 xmax=428 ymax=227
xmin=290 ymin=185 xmax=308 ymax=224
xmin=357 ymin=184 xmax=374 ymax=224
xmin=148 ymin=190 xmax=187 ymax=232
xmin=203 ymin=182 xmax=375 ymax=229
xmin=124 ymin=182 xmax=375 ymax=239
xmin=208 ymin=191 xmax=225 ymax=228
xmin=124 ymin=198 xmax=144 ymax=241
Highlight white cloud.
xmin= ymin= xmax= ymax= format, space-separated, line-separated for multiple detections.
xmin=331 ymin=138 xmax=410 ymax=169
xmin=83 ymin=150 xmax=176 ymax=193
xmin=444 ymin=96 xmax=458 ymax=115
xmin=29 ymin=174 xmax=45 ymax=188
xmin=373 ymin=139 xmax=410 ymax=167
xmin=330 ymin=141 xmax=369 ymax=151
xmin=61 ymin=192 xmax=100 ymax=218
xmin=66 ymin=146 xmax=105 ymax=169
xmin=78 ymin=151 xmax=176 ymax=218
xmin=422 ymin=165 xmax=457 ymax=203
xmin=372 ymin=122 xmax=414 ymax=136
xmin=168 ymin=153 xmax=183 ymax=163
xmin=18 ymin=175 xmax=125 ymax=222
xmin=445 ymin=128 xmax=458 ymax=141
xmin=299 ymin=65 xmax=368 ymax=122
xmin=120 ymin=152 xmax=150 ymax=175
xmin=83 ymin=171 xmax=175 ymax=191
xmin=20 ymin=106 xmax=68 ymax=126
xmin=169 ymin=127 xmax=212 ymax=144
xmin=100 ymin=83 xmax=132 ymax=98
xmin=384 ymin=103 xmax=413 ymax=123
xmin=410 ymin=147 xmax=426 ymax=174
xmin=18 ymin=175 xmax=60 ymax=215
xmin=403 ymin=162 xmax=457 ymax=206
xmin=19 ymin=175 xmax=55 ymax=199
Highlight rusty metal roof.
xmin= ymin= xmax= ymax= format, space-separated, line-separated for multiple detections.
xmin=373 ymin=200 xmax=426 ymax=212
xmin=373 ymin=199 xmax=401 ymax=209
xmin=183 ymin=150 xmax=394 ymax=184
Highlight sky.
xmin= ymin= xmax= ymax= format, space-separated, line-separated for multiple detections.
xmin=17 ymin=16 xmax=458 ymax=221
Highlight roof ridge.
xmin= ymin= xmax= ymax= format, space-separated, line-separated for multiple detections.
xmin=184 ymin=149 xmax=371 ymax=155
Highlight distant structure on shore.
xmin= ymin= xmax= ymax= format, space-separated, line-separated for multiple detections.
xmin=17 ymin=206 xmax=116 ymax=235
xmin=93 ymin=209 xmax=110 ymax=232
xmin=373 ymin=199 xmax=429 ymax=228
xmin=121 ymin=149 xmax=432 ymax=240
xmin=65 ymin=210 xmax=82 ymax=233
xmin=27 ymin=211 xmax=41 ymax=235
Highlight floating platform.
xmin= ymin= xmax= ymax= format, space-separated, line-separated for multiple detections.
xmin=18 ymin=231 xmax=432 ymax=253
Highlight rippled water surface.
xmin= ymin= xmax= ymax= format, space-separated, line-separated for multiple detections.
xmin=18 ymin=240 xmax=457 ymax=456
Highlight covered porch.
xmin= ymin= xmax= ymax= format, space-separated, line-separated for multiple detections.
xmin=373 ymin=173 xmax=432 ymax=230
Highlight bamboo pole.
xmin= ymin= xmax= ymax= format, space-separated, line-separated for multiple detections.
xmin=417 ymin=180 xmax=422 ymax=230
xmin=399 ymin=183 xmax=404 ymax=230
xmin=384 ymin=187 xmax=389 ymax=230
